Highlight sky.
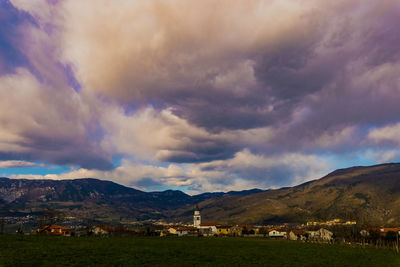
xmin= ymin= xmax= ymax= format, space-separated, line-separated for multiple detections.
xmin=0 ymin=0 xmax=400 ymax=193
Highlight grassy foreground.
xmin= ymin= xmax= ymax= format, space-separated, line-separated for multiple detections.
xmin=0 ymin=235 xmax=399 ymax=266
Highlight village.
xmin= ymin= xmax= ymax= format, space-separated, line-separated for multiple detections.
xmin=26 ymin=206 xmax=400 ymax=248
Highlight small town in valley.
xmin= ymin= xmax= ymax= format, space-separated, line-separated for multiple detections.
xmin=4 ymin=205 xmax=398 ymax=250
xmin=2 ymin=0 xmax=400 ymax=265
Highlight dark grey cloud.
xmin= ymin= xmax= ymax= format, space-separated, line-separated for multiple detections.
xmin=0 ymin=1 xmax=34 ymax=74
xmin=156 ymin=142 xmax=239 ymax=163
xmin=133 ymin=178 xmax=163 ymax=190
xmin=0 ymin=67 xmax=113 ymax=170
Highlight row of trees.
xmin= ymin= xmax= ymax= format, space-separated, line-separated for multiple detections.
xmin=318 ymin=225 xmax=400 ymax=251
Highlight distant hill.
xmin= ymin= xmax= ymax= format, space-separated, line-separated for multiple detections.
xmin=1 ymin=163 xmax=400 ymax=225
xmin=0 ymin=177 xmax=263 ymax=222
xmin=172 ymin=163 xmax=400 ymax=225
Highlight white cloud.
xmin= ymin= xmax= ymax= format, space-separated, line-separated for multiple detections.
xmin=368 ymin=123 xmax=400 ymax=145
xmin=0 ymin=160 xmax=36 ymax=168
xmin=365 ymin=149 xmax=400 ymax=164
xmin=8 ymin=149 xmax=330 ymax=193
xmin=314 ymin=126 xmax=358 ymax=148
xmin=198 ymin=149 xmax=330 ymax=187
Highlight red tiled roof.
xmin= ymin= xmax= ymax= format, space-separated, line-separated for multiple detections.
xmin=49 ymin=225 xmax=71 ymax=230
xmin=380 ymin=227 xmax=400 ymax=233
xmin=200 ymin=222 xmax=221 ymax=226
xmin=290 ymin=230 xmax=306 ymax=235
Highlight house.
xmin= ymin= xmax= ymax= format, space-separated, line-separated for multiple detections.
xmin=216 ymin=225 xmax=231 ymax=235
xmin=199 ymin=223 xmax=221 ymax=236
xmin=268 ymin=229 xmax=287 ymax=239
xmin=159 ymin=230 xmax=171 ymax=237
xmin=326 ymin=219 xmax=342 ymax=226
xmin=360 ymin=229 xmax=370 ymax=237
xmin=288 ymin=230 xmax=307 ymax=241
xmin=199 ymin=227 xmax=214 ymax=236
xmin=36 ymin=225 xmax=72 ymax=236
xmin=168 ymin=227 xmax=198 ymax=236
xmin=92 ymin=225 xmax=116 ymax=236
xmin=229 ymin=225 xmax=243 ymax=236
xmin=307 ymin=228 xmax=333 ymax=242
xmin=379 ymin=227 xmax=400 ymax=236
xmin=240 ymin=225 xmax=260 ymax=235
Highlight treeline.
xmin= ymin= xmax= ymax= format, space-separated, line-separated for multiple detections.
xmin=317 ymin=225 xmax=399 ymax=251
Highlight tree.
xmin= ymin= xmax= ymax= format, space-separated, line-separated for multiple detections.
xmin=0 ymin=218 xmax=4 ymax=234
xmin=40 ymin=208 xmax=65 ymax=226
xmin=368 ymin=230 xmax=381 ymax=246
xmin=16 ymin=224 xmax=24 ymax=235
xmin=258 ymin=227 xmax=268 ymax=237
xmin=385 ymin=231 xmax=398 ymax=242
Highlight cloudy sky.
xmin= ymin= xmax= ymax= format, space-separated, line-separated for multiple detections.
xmin=0 ymin=0 xmax=399 ymax=193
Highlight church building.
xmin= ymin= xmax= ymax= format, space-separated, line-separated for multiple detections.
xmin=193 ymin=204 xmax=201 ymax=228
xmin=193 ymin=205 xmax=220 ymax=236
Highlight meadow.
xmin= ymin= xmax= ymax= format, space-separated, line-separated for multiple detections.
xmin=0 ymin=235 xmax=399 ymax=266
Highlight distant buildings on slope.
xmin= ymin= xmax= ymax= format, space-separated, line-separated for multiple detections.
xmin=307 ymin=218 xmax=356 ymax=226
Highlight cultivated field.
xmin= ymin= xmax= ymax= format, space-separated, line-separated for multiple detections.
xmin=0 ymin=235 xmax=399 ymax=266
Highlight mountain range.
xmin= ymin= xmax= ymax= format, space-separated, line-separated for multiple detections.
xmin=0 ymin=177 xmax=262 ymax=222
xmin=1 ymin=163 xmax=400 ymax=225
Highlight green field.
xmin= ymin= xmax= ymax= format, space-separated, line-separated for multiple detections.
xmin=0 ymin=235 xmax=399 ymax=266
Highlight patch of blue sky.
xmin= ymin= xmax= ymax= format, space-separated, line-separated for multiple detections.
xmin=111 ymin=155 xmax=123 ymax=167
xmin=60 ymin=63 xmax=82 ymax=92
xmin=315 ymin=149 xmax=399 ymax=175
xmin=0 ymin=163 xmax=72 ymax=177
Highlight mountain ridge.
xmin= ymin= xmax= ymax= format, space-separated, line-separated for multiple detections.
xmin=0 ymin=176 xmax=264 ymax=221
xmin=173 ymin=163 xmax=400 ymax=225
xmin=1 ymin=162 xmax=400 ymax=225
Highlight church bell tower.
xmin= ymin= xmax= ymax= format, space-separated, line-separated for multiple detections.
xmin=193 ymin=204 xmax=201 ymax=228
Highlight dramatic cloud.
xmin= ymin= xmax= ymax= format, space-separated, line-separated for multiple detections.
xmin=0 ymin=68 xmax=112 ymax=169
xmin=8 ymin=149 xmax=329 ymax=193
xmin=2 ymin=0 xmax=400 ymax=192
xmin=198 ymin=150 xmax=330 ymax=187
xmin=0 ymin=1 xmax=32 ymax=74
xmin=100 ymin=107 xmax=241 ymax=163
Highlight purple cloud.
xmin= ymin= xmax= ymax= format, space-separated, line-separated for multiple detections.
xmin=2 ymin=0 xmax=400 ymax=191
